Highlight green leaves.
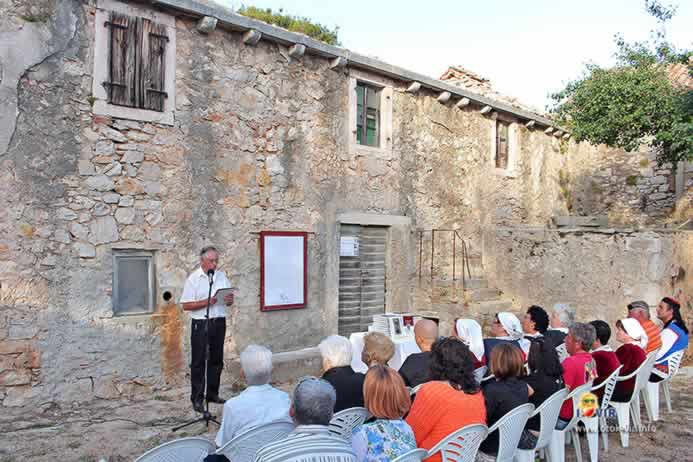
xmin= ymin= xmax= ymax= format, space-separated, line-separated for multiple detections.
xmin=238 ymin=6 xmax=341 ymax=46
xmin=550 ymin=3 xmax=692 ymax=165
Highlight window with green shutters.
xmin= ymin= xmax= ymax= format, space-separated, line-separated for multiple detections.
xmin=356 ymin=83 xmax=381 ymax=147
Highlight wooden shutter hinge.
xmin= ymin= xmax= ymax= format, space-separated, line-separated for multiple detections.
xmin=149 ymin=32 xmax=169 ymax=42
xmin=102 ymin=81 xmax=127 ymax=88
xmin=104 ymin=21 xmax=128 ymax=29
xmin=146 ymin=88 xmax=168 ymax=98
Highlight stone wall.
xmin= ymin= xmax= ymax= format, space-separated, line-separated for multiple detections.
xmin=0 ymin=0 xmax=690 ymax=408
xmin=483 ymin=228 xmax=693 ymax=352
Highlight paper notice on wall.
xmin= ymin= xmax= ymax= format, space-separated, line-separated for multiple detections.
xmin=340 ymin=236 xmax=359 ymax=257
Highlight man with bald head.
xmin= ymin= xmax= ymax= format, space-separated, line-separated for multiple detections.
xmin=398 ymin=319 xmax=438 ymax=387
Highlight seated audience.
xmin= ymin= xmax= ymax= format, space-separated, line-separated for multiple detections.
xmin=399 ymin=319 xmax=438 ymax=387
xmin=406 ymin=337 xmax=486 ymax=462
xmin=454 ymin=318 xmax=486 ymax=369
xmin=521 ymin=337 xmax=564 ymax=431
xmin=362 ymin=332 xmax=395 ymax=368
xmin=611 ymin=319 xmax=647 ymax=403
xmin=215 ymin=345 xmax=291 ymax=448
xmin=652 ymin=297 xmax=689 ymax=381
xmin=483 ymin=312 xmax=530 ymax=360
xmin=589 ymin=320 xmax=621 ymax=401
xmin=627 ymin=300 xmax=662 ymax=354
xmin=319 ymin=335 xmax=365 ymax=412
xmin=557 ymin=323 xmax=597 ymax=427
xmin=547 ymin=303 xmax=575 ymax=346
xmin=352 ymin=365 xmax=416 ymax=461
xmin=522 ymin=305 xmax=551 ymax=340
xmin=479 ymin=343 xmax=532 ymax=457
xmin=253 ymin=377 xmax=353 ymax=462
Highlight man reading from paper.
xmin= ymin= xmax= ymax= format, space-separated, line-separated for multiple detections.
xmin=180 ymin=246 xmax=234 ymax=413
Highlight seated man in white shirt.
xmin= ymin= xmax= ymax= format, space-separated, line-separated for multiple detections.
xmin=253 ymin=377 xmax=355 ymax=462
xmin=215 ymin=345 xmax=292 ymax=448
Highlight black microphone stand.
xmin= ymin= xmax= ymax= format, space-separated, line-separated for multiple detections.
xmin=173 ymin=271 xmax=220 ymax=431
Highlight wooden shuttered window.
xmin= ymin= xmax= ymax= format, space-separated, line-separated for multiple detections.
xmin=496 ymin=120 xmax=509 ymax=169
xmin=105 ymin=12 xmax=168 ymax=112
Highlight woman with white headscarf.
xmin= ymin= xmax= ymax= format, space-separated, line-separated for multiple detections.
xmin=483 ymin=312 xmax=531 ymax=362
xmin=611 ymin=318 xmax=648 ymax=403
xmin=454 ymin=319 xmax=486 ymax=369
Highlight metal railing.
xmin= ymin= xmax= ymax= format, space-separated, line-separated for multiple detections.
xmin=417 ymin=229 xmax=473 ymax=286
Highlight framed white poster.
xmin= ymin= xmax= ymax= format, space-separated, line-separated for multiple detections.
xmin=260 ymin=231 xmax=307 ymax=311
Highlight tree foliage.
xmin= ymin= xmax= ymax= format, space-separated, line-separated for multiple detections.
xmin=550 ymin=1 xmax=692 ymax=165
xmin=238 ymin=5 xmax=340 ymax=46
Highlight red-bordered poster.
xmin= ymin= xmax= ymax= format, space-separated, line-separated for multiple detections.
xmin=260 ymin=231 xmax=307 ymax=311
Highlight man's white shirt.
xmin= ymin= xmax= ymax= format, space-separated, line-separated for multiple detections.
xmin=215 ymin=384 xmax=292 ymax=447
xmin=180 ymin=267 xmax=231 ymax=319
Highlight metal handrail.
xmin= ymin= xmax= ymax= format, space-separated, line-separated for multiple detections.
xmin=417 ymin=229 xmax=473 ymax=287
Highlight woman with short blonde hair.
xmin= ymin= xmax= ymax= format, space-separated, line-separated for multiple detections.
xmin=351 ymin=365 xmax=416 ymax=461
xmin=361 ymin=332 xmax=395 ymax=367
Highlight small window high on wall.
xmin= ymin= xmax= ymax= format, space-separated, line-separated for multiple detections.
xmin=495 ymin=120 xmax=510 ymax=169
xmin=113 ymin=250 xmax=155 ymax=315
xmin=356 ymin=83 xmax=381 ymax=147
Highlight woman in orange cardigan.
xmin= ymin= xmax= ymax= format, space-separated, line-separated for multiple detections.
xmin=405 ymin=337 xmax=486 ymax=462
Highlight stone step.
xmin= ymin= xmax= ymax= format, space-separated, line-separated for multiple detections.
xmin=462 ymin=278 xmax=488 ymax=289
xmin=469 ymin=299 xmax=513 ymax=314
xmin=464 ymin=287 xmax=502 ymax=302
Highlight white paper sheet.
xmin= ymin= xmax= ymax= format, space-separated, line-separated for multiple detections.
xmin=263 ymin=235 xmax=304 ymax=307
xmin=340 ymin=236 xmax=359 ymax=256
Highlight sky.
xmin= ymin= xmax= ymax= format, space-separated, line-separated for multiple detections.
xmin=215 ymin=0 xmax=693 ymax=111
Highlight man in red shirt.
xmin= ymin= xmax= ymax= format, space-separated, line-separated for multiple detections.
xmin=558 ymin=323 xmax=598 ymax=426
xmin=589 ymin=320 xmax=621 ymax=401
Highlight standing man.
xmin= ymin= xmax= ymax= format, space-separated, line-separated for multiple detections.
xmin=181 ymin=246 xmax=234 ymax=413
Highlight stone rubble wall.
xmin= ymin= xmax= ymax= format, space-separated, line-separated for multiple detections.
xmin=483 ymin=228 xmax=692 ymax=353
xmin=0 ymin=0 xmax=690 ymax=408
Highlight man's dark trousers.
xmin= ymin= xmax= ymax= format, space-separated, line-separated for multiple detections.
xmin=190 ymin=317 xmax=226 ymax=403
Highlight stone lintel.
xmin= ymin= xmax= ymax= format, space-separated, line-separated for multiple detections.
xmin=456 ymin=97 xmax=471 ymax=108
xmin=242 ymin=29 xmax=262 ymax=46
xmin=288 ymin=43 xmax=306 ymax=58
xmin=406 ymin=82 xmax=421 ymax=93
xmin=437 ymin=91 xmax=451 ymax=103
xmin=196 ymin=16 xmax=217 ymax=33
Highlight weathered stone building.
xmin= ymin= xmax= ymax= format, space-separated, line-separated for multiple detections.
xmin=0 ymin=0 xmax=690 ymax=408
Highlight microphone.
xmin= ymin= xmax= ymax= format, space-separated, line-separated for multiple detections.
xmin=207 ymin=268 xmax=214 ymax=284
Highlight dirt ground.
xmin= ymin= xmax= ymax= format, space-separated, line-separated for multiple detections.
xmin=1 ymin=369 xmax=692 ymax=462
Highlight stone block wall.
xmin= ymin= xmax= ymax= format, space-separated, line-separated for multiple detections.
xmin=483 ymin=228 xmax=692 ymax=353
xmin=0 ymin=0 xmax=690 ymax=408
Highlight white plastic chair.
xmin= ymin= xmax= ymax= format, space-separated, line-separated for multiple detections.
xmin=265 ymin=442 xmax=357 ymax=462
xmin=409 ymin=383 xmax=423 ymax=396
xmin=481 ymin=403 xmax=534 ymax=462
xmin=391 ymin=448 xmax=429 ymax=462
xmin=608 ymin=352 xmax=657 ymax=448
xmin=426 ymin=423 xmax=489 ymax=462
xmin=215 ymin=420 xmax=294 ymax=461
xmin=546 ymin=381 xmax=593 ymax=462
xmin=474 ymin=366 xmax=488 ymax=383
xmin=575 ymin=366 xmax=622 ymax=462
xmin=514 ymin=388 xmax=569 ymax=462
xmin=643 ymin=350 xmax=684 ymax=421
xmin=134 ymin=437 xmax=215 ymax=462
xmin=328 ymin=407 xmax=369 ymax=442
